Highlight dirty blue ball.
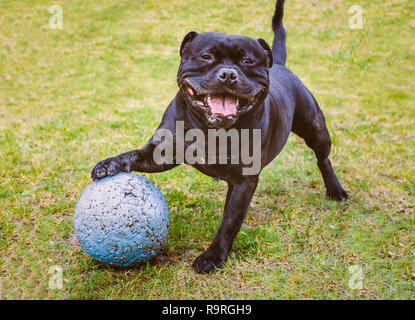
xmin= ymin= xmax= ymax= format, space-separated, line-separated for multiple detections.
xmin=74 ymin=172 xmax=169 ymax=268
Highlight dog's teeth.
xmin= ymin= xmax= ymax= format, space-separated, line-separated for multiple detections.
xmin=207 ymin=95 xmax=211 ymax=106
xmin=236 ymin=99 xmax=239 ymax=107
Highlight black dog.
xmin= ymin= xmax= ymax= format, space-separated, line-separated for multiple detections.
xmin=91 ymin=0 xmax=348 ymax=273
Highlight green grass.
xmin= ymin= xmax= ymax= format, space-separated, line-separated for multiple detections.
xmin=0 ymin=0 xmax=414 ymax=299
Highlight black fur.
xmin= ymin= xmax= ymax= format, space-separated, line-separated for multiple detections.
xmin=272 ymin=0 xmax=287 ymax=65
xmin=91 ymin=0 xmax=348 ymax=273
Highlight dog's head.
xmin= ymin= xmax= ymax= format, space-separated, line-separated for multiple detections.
xmin=177 ymin=32 xmax=273 ymax=128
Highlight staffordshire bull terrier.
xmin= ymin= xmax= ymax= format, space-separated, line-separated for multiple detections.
xmin=91 ymin=0 xmax=348 ymax=273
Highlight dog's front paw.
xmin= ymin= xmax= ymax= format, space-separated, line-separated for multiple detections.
xmin=192 ymin=248 xmax=227 ymax=274
xmin=91 ymin=157 xmax=123 ymax=181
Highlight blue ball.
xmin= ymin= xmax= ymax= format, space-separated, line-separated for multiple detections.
xmin=74 ymin=172 xmax=169 ymax=268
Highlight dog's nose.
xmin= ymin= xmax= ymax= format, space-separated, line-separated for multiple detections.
xmin=217 ymin=68 xmax=238 ymax=85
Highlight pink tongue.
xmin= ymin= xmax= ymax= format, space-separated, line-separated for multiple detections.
xmin=211 ymin=94 xmax=237 ymax=116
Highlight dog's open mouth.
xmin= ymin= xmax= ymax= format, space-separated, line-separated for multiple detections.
xmin=182 ymin=81 xmax=267 ymax=119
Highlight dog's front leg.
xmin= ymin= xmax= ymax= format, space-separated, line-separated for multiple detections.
xmin=91 ymin=141 xmax=178 ymax=181
xmin=193 ymin=176 xmax=259 ymax=273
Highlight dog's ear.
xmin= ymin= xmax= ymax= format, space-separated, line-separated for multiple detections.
xmin=257 ymin=38 xmax=273 ymax=68
xmin=180 ymin=31 xmax=199 ymax=57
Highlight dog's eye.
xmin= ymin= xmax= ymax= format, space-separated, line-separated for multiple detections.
xmin=200 ymin=53 xmax=213 ymax=61
xmin=241 ymin=57 xmax=254 ymax=65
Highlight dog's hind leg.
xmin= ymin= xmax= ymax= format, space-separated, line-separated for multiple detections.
xmin=291 ymin=92 xmax=348 ymax=201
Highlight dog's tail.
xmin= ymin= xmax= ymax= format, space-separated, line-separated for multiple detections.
xmin=271 ymin=0 xmax=286 ymax=66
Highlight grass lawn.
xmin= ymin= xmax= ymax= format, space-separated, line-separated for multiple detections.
xmin=0 ymin=0 xmax=414 ymax=299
